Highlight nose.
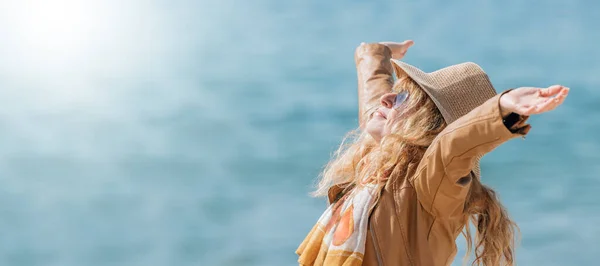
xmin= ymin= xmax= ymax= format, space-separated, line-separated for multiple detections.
xmin=380 ymin=93 xmax=397 ymax=109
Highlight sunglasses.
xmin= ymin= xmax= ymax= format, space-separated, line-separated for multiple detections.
xmin=393 ymin=91 xmax=409 ymax=110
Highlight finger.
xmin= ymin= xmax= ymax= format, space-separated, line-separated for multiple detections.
xmin=560 ymin=87 xmax=570 ymax=96
xmin=400 ymin=40 xmax=415 ymax=53
xmin=553 ymin=89 xmax=569 ymax=105
xmin=401 ymin=40 xmax=415 ymax=47
xmin=520 ymin=87 xmax=569 ymax=115
xmin=534 ymin=86 xmax=569 ymax=105
xmin=533 ymin=93 xmax=567 ymax=113
xmin=539 ymin=85 xmax=565 ymax=97
xmin=545 ymin=87 xmax=569 ymax=107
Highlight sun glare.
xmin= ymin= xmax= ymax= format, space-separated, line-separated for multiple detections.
xmin=20 ymin=0 xmax=94 ymax=50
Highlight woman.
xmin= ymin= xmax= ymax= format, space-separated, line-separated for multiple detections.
xmin=296 ymin=40 xmax=569 ymax=266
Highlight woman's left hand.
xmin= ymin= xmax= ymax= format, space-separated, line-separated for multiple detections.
xmin=499 ymin=85 xmax=570 ymax=116
xmin=378 ymin=40 xmax=414 ymax=60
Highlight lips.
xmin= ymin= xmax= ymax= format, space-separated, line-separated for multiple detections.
xmin=376 ymin=109 xmax=387 ymax=119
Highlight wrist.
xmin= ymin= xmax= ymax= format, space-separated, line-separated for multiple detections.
xmin=499 ymin=92 xmax=514 ymax=117
xmin=356 ymin=43 xmax=392 ymax=58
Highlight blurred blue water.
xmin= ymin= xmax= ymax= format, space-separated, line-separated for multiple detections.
xmin=0 ymin=0 xmax=599 ymax=265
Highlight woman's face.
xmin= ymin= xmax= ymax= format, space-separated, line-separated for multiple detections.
xmin=366 ymin=92 xmax=409 ymax=142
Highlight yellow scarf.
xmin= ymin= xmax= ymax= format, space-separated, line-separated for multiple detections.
xmin=296 ymin=183 xmax=379 ymax=266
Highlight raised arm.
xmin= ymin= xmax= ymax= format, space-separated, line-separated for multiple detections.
xmin=355 ymin=41 xmax=413 ymax=128
xmin=413 ymin=85 xmax=569 ymax=218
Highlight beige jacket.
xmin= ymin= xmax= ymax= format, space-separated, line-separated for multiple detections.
xmin=327 ymin=44 xmax=530 ymax=266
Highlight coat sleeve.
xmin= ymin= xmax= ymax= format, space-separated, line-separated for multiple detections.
xmin=354 ymin=43 xmax=395 ymax=128
xmin=411 ymin=91 xmax=531 ymax=218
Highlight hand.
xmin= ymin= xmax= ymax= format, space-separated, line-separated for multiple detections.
xmin=499 ymin=85 xmax=569 ymax=116
xmin=378 ymin=40 xmax=414 ymax=60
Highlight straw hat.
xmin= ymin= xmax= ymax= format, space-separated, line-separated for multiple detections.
xmin=390 ymin=59 xmax=497 ymax=179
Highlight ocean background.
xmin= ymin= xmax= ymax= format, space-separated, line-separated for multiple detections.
xmin=0 ymin=0 xmax=598 ymax=265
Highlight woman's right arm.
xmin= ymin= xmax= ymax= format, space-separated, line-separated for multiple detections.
xmin=355 ymin=41 xmax=413 ymax=129
xmin=354 ymin=43 xmax=395 ymax=129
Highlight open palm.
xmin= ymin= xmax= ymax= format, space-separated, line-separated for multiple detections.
xmin=500 ymin=85 xmax=569 ymax=116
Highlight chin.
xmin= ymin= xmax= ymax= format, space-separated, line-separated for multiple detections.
xmin=365 ymin=126 xmax=382 ymax=142
xmin=366 ymin=116 xmax=384 ymax=132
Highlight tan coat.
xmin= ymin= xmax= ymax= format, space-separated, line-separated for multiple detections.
xmin=326 ymin=44 xmax=530 ymax=266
